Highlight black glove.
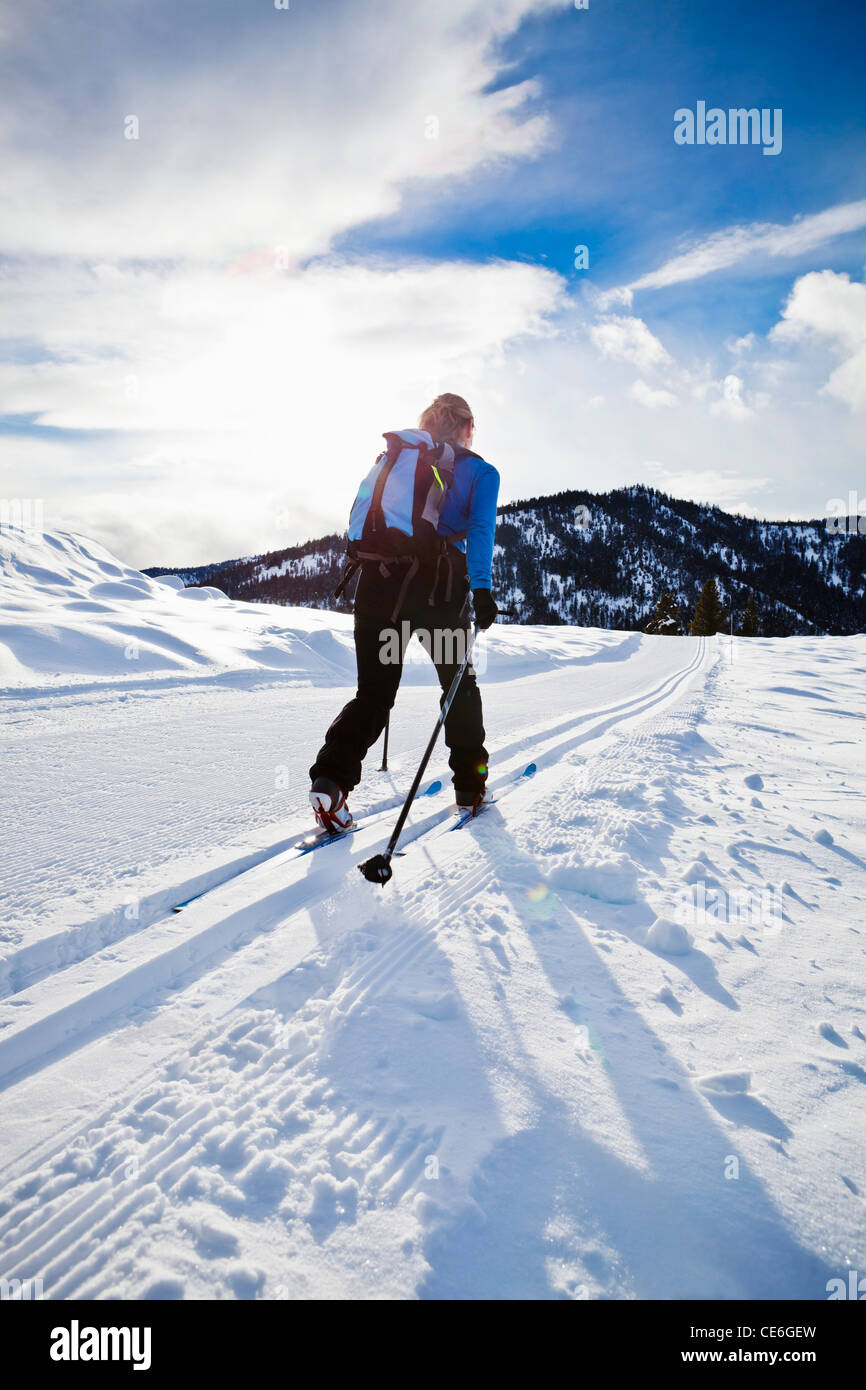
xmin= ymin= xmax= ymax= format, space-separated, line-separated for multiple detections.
xmin=472 ymin=588 xmax=499 ymax=630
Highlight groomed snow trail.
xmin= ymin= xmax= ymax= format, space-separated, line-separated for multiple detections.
xmin=0 ymin=635 xmax=706 ymax=1150
xmin=1 ymin=622 xmax=864 ymax=1299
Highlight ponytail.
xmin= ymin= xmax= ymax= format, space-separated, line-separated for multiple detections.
xmin=418 ymin=393 xmax=473 ymax=447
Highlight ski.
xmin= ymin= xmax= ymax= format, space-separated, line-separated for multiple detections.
xmin=291 ymin=822 xmax=361 ymax=855
xmin=292 ymin=777 xmax=442 ymax=854
xmin=171 ymin=778 xmax=444 ymax=911
xmin=448 ymin=762 xmax=537 ymax=831
xmin=449 ymin=799 xmax=497 ymax=831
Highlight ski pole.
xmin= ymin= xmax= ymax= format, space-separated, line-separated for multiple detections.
xmin=378 ymin=713 xmax=390 ymax=771
xmin=359 ymin=627 xmax=477 ymax=885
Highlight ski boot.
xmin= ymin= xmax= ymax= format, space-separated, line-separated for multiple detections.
xmin=309 ymin=777 xmax=354 ymax=834
xmin=455 ymin=788 xmax=487 ymax=818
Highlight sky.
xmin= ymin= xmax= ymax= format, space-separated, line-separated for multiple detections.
xmin=1 ymin=0 xmax=864 ymax=566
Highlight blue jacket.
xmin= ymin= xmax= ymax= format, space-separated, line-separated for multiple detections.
xmin=438 ymin=448 xmax=500 ymax=590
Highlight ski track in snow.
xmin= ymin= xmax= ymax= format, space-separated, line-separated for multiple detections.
xmin=0 ymin=641 xmax=708 ymax=1102
xmin=1 ymin=533 xmax=865 ymax=1300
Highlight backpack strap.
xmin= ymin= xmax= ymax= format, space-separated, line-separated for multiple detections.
xmin=426 ymin=440 xmax=455 ymax=475
xmin=333 ymin=556 xmax=361 ymax=603
xmin=369 ymin=439 xmax=403 ymax=536
xmin=367 ymin=434 xmax=418 ymax=537
xmin=388 ymin=556 xmax=420 ymax=624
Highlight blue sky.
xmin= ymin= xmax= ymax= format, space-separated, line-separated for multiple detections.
xmin=1 ymin=0 xmax=864 ymax=565
xmin=341 ymin=0 xmax=866 ymax=329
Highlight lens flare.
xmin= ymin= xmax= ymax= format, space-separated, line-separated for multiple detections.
xmin=526 ymin=881 xmax=557 ymax=921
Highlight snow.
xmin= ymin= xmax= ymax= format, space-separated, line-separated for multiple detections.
xmin=0 ymin=526 xmax=864 ymax=1300
xmin=0 ymin=526 xmax=356 ymax=685
xmin=0 ymin=525 xmax=626 ymax=691
xmin=645 ymin=916 xmax=693 ymax=956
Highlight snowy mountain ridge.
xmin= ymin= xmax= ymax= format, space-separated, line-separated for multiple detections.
xmin=145 ymin=484 xmax=866 ymax=636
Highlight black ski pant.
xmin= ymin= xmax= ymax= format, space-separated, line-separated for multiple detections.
xmin=310 ymin=553 xmax=488 ymax=798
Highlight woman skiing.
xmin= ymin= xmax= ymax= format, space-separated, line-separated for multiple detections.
xmin=309 ymin=393 xmax=500 ymax=832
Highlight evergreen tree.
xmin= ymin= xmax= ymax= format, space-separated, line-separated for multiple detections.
xmin=739 ymin=594 xmax=761 ymax=636
xmin=690 ymin=577 xmax=726 ymax=635
xmin=644 ymin=589 xmax=682 ymax=635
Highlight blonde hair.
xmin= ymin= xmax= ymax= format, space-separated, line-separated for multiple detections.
xmin=419 ymin=393 xmax=474 ymax=447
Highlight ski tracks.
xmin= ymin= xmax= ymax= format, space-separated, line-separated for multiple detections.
xmin=0 ymin=637 xmax=716 ymax=1298
xmin=0 ymin=638 xmax=710 ymax=1097
xmin=0 ymin=951 xmax=451 ymax=1298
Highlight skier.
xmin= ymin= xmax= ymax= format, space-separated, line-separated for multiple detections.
xmin=309 ymin=393 xmax=500 ymax=833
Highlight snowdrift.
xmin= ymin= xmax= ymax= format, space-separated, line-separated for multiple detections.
xmin=0 ymin=527 xmax=358 ymax=687
xmin=0 ymin=526 xmax=636 ymax=690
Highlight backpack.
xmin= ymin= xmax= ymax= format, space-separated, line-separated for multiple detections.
xmin=347 ymin=429 xmax=457 ymax=566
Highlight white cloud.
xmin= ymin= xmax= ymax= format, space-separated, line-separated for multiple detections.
xmin=467 ymin=312 xmax=861 ymax=530
xmin=0 ymin=0 xmax=562 ymax=261
xmin=6 ymin=271 xmax=864 ymax=565
xmin=592 ymin=285 xmax=635 ymax=311
xmin=5 ymin=248 xmax=863 ymax=566
xmin=0 ymin=258 xmax=562 ymax=433
xmin=630 ymin=379 xmax=677 ymax=409
xmin=727 ymin=332 xmax=756 ymax=355
xmin=589 ymin=315 xmax=672 ymax=372
xmin=771 ymin=270 xmax=866 ymax=412
xmin=0 ymin=0 xmax=570 ymax=564
xmin=710 ymin=373 xmax=752 ymax=421
xmin=0 ymin=256 xmax=563 ymax=563
xmin=2 ymin=3 xmax=864 ymax=566
xmin=637 ymin=464 xmax=771 ymax=512
xmin=620 ymin=200 xmax=866 ymax=296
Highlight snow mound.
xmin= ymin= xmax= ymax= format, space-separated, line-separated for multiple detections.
xmin=682 ymin=859 xmax=716 ymax=884
xmin=0 ymin=525 xmax=641 ymax=691
xmin=0 ymin=525 xmax=356 ymax=686
xmin=549 ymin=853 xmax=639 ymax=904
xmin=696 ymin=1070 xmax=751 ymax=1095
xmin=646 ymin=916 xmax=693 ymax=956
xmin=177 ymin=585 xmax=226 ymax=601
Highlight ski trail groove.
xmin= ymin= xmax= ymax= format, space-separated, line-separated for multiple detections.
xmin=0 ymin=639 xmax=711 ymax=1123
xmin=0 ymin=640 xmax=708 ymax=1008
xmin=2 ymin=639 xmax=769 ymax=1301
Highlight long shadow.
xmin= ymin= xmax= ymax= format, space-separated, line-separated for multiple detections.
xmin=241 ymin=890 xmax=520 ymax=1255
xmin=825 ymin=841 xmax=866 ymax=871
xmin=416 ymin=815 xmax=836 ymax=1300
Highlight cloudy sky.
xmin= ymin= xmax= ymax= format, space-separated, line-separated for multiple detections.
xmin=1 ymin=0 xmax=864 ymax=566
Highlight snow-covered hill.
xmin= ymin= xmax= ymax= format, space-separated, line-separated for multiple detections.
xmin=0 ymin=526 xmax=356 ymax=688
xmin=0 ymin=526 xmax=625 ymax=692
xmin=1 ymin=526 xmax=864 ymax=1300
